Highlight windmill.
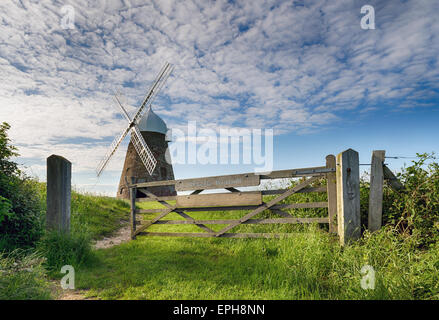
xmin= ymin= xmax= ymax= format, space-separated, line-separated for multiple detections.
xmin=96 ymin=62 xmax=174 ymax=178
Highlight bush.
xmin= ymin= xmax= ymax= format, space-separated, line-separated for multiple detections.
xmin=37 ymin=230 xmax=93 ymax=273
xmin=0 ymin=174 xmax=45 ymax=251
xmin=0 ymin=122 xmax=45 ymax=251
xmin=383 ymin=153 xmax=439 ymax=247
xmin=0 ymin=249 xmax=52 ymax=300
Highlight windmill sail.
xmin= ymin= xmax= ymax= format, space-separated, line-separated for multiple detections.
xmin=131 ymin=126 xmax=157 ymax=175
xmin=96 ymin=125 xmax=132 ymax=176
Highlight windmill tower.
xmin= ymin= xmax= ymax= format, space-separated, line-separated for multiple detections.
xmin=96 ymin=62 xmax=176 ymax=199
xmin=117 ymin=107 xmax=176 ymax=199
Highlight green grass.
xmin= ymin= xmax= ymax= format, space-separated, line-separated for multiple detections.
xmin=70 ymin=201 xmax=439 ymax=300
xmin=0 ymin=249 xmax=52 ymax=300
xmin=0 ymin=190 xmax=130 ymax=299
xmin=3 ymin=177 xmax=439 ymax=300
xmin=69 ymin=191 xmax=131 ymax=240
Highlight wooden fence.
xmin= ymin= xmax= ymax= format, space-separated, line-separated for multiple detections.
xmin=128 ymin=149 xmax=367 ymax=245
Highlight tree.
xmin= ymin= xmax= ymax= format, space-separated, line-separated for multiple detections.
xmin=0 ymin=123 xmax=44 ymax=251
xmin=0 ymin=122 xmax=19 ymax=176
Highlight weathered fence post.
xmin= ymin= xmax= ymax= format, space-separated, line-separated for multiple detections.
xmin=368 ymin=150 xmax=385 ymax=232
xmin=46 ymin=155 xmax=71 ymax=233
xmin=336 ymin=149 xmax=361 ymax=245
xmin=130 ymin=177 xmax=137 ymax=240
xmin=326 ymin=155 xmax=337 ymax=233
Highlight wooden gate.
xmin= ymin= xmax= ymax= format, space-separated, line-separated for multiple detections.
xmin=128 ymin=154 xmax=340 ymax=240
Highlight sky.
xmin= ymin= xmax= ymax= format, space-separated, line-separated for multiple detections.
xmin=0 ymin=0 xmax=438 ymax=195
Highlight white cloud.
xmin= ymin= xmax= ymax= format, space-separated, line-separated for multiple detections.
xmin=0 ymin=0 xmax=438 ymax=194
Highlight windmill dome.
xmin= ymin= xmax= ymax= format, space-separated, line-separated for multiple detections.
xmin=137 ymin=107 xmax=168 ymax=135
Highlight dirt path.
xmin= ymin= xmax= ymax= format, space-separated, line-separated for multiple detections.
xmin=93 ymin=220 xmax=132 ymax=250
xmin=54 ymin=220 xmax=133 ymax=300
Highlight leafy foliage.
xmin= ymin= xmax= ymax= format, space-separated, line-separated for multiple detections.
xmin=0 ymin=122 xmax=19 ymax=176
xmin=0 ymin=123 xmax=45 ymax=251
xmin=382 ymin=153 xmax=439 ymax=247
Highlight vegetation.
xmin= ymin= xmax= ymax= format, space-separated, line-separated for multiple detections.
xmin=73 ymin=179 xmax=439 ymax=300
xmin=1 ymin=121 xmax=438 ymax=300
xmin=0 ymin=122 xmax=45 ymax=252
xmin=36 ymin=231 xmax=93 ymax=274
xmin=0 ymin=249 xmax=51 ymax=300
xmin=383 ymin=153 xmax=439 ymax=247
xmin=0 ymin=122 xmax=130 ymax=298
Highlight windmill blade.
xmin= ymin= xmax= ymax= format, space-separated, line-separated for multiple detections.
xmin=113 ymin=93 xmax=132 ymax=123
xmin=96 ymin=125 xmax=132 ymax=177
xmin=131 ymin=62 xmax=174 ymax=126
xmin=131 ymin=125 xmax=157 ymax=175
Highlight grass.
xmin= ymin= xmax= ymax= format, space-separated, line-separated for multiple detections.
xmin=70 ymin=200 xmax=439 ymax=300
xmin=3 ymin=178 xmax=439 ymax=300
xmin=0 ymin=190 xmax=130 ymax=299
xmin=69 ymin=190 xmax=131 ymax=240
xmin=0 ymin=249 xmax=52 ymax=300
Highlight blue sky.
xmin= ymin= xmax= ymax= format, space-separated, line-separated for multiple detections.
xmin=0 ymin=0 xmax=438 ymax=195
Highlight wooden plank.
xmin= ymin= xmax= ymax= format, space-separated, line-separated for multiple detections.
xmin=383 ymin=165 xmax=404 ymax=191
xmin=176 ymin=174 xmax=260 ymax=191
xmin=150 ymin=217 xmax=329 ymax=225
xmin=326 ymin=155 xmax=337 ymax=233
xmin=369 ymin=150 xmax=385 ymax=232
xmin=259 ymin=166 xmax=334 ymax=179
xmin=175 ymin=211 xmax=215 ymax=233
xmin=137 ymin=195 xmax=176 ymax=202
xmin=136 ymin=202 xmax=328 ymax=214
xmin=129 ymin=177 xmax=137 ymax=240
xmin=131 ymin=166 xmax=335 ymax=189
xmin=136 ymin=186 xmax=327 ymax=203
xmin=176 ymin=191 xmax=262 ymax=208
xmin=262 ymin=186 xmax=326 ymax=195
xmin=134 ymin=207 xmax=176 ymax=236
xmin=215 ymin=176 xmax=321 ymax=237
xmin=336 ymin=149 xmax=361 ymax=245
xmin=137 ymin=232 xmax=296 ymax=238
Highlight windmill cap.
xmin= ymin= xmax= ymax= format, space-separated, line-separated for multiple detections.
xmin=138 ymin=107 xmax=168 ymax=135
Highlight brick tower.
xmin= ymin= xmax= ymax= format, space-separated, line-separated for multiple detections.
xmin=117 ymin=107 xmax=176 ymax=199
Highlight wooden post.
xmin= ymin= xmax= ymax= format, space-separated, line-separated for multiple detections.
xmin=130 ymin=177 xmax=137 ymax=239
xmin=368 ymin=150 xmax=385 ymax=232
xmin=46 ymin=155 xmax=71 ymax=233
xmin=326 ymin=155 xmax=337 ymax=233
xmin=336 ymin=149 xmax=361 ymax=245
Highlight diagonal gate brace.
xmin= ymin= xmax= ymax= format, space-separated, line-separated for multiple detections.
xmin=215 ymin=176 xmax=320 ymax=237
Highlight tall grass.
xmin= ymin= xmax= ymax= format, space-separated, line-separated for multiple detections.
xmin=75 ymin=224 xmax=439 ymax=300
xmin=0 ymin=249 xmax=51 ymax=300
xmin=36 ymin=231 xmax=93 ymax=274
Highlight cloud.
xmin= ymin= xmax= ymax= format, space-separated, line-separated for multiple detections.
xmin=0 ymin=0 xmax=438 ymax=194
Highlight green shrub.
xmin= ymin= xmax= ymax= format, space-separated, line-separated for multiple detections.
xmin=0 ymin=249 xmax=52 ymax=300
xmin=37 ymin=230 xmax=93 ymax=273
xmin=0 ymin=195 xmax=13 ymax=224
xmin=0 ymin=123 xmax=45 ymax=251
xmin=0 ymin=174 xmax=45 ymax=251
xmin=383 ymin=153 xmax=439 ymax=247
